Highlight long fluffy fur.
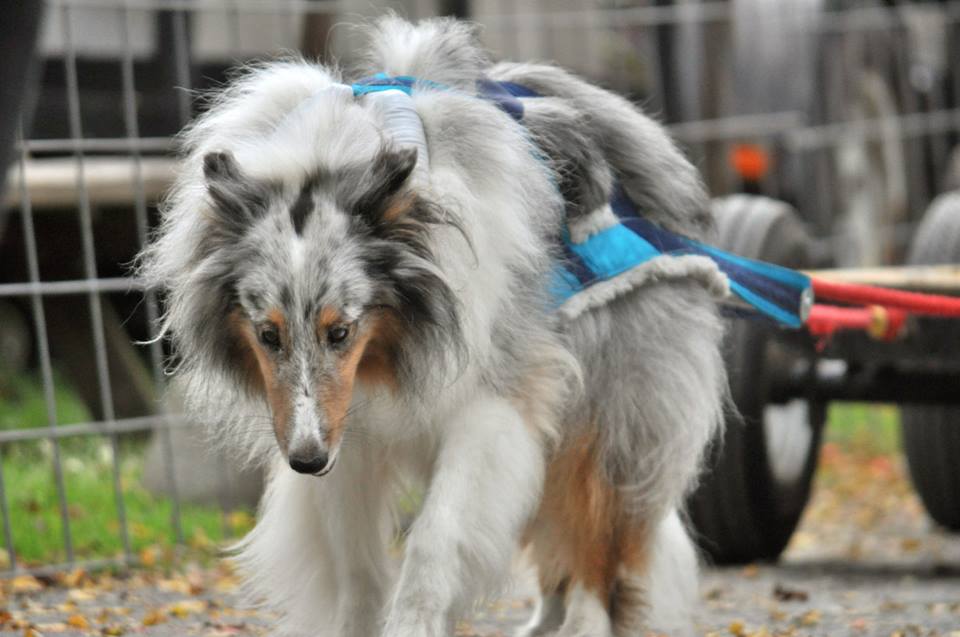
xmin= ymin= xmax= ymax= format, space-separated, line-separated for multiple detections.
xmin=140 ymin=15 xmax=726 ymax=637
xmin=488 ymin=61 xmax=715 ymax=237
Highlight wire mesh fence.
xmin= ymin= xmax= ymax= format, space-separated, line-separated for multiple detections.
xmin=0 ymin=0 xmax=958 ymax=575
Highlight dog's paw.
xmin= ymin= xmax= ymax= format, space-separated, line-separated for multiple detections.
xmin=552 ymin=586 xmax=613 ymax=637
xmin=515 ymin=626 xmax=559 ymax=637
xmin=380 ymin=608 xmax=446 ymax=637
xmin=553 ymin=628 xmax=612 ymax=637
xmin=552 ymin=622 xmax=614 ymax=637
xmin=515 ymin=593 xmax=565 ymax=637
xmin=551 ymin=619 xmax=614 ymax=637
xmin=380 ymin=625 xmax=444 ymax=637
xmin=340 ymin=614 xmax=382 ymax=637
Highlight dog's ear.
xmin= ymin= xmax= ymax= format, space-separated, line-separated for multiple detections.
xmin=202 ymin=150 xmax=267 ymax=233
xmin=376 ymin=147 xmax=418 ymax=197
xmin=356 ymin=147 xmax=418 ymax=227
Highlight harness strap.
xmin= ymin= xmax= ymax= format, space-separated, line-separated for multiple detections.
xmin=350 ymin=73 xmax=813 ymax=328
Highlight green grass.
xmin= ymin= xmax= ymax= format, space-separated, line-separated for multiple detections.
xmin=0 ymin=372 xmax=253 ymax=567
xmin=0 ymin=369 xmax=907 ymax=567
xmin=0 ymin=370 xmax=91 ymax=434
xmin=825 ymin=402 xmax=901 ymax=456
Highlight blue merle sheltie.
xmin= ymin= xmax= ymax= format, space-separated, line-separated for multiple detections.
xmin=139 ymin=16 xmax=727 ymax=637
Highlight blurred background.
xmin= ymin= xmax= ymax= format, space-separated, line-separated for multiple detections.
xmin=1 ymin=0 xmax=959 ymax=598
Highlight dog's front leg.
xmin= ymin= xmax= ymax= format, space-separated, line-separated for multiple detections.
xmin=326 ymin=442 xmax=393 ymax=637
xmin=381 ymin=395 xmax=545 ymax=637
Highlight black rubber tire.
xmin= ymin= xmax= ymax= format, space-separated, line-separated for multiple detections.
xmin=688 ymin=195 xmax=825 ymax=564
xmin=901 ymin=191 xmax=960 ymax=531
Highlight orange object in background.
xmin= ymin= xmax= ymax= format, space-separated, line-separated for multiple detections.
xmin=730 ymin=143 xmax=772 ymax=182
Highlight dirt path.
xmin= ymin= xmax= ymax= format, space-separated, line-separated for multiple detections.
xmin=2 ymin=444 xmax=958 ymax=636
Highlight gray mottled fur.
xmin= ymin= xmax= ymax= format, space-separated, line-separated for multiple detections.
xmin=139 ymin=15 xmax=726 ymax=636
xmin=485 ymin=26 xmax=726 ymax=635
xmin=357 ymin=16 xmax=488 ymax=92
xmin=486 ymin=47 xmax=726 ymax=517
xmin=562 ymin=281 xmax=726 ymax=515
xmin=488 ymin=61 xmax=714 ymax=238
xmin=517 ymin=98 xmax=614 ymax=220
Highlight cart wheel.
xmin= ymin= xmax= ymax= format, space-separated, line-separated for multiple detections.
xmin=901 ymin=191 xmax=960 ymax=531
xmin=688 ymin=195 xmax=825 ymax=564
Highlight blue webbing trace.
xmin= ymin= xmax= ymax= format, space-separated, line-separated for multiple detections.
xmin=549 ymin=191 xmax=811 ymax=327
xmin=352 ymin=74 xmax=812 ymax=328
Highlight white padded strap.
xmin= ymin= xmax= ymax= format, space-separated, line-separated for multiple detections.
xmin=362 ymin=89 xmax=430 ymax=182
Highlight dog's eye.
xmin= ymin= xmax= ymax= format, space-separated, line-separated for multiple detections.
xmin=259 ymin=325 xmax=281 ymax=350
xmin=327 ymin=325 xmax=350 ymax=345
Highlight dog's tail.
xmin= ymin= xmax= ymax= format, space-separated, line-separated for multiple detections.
xmin=488 ymin=62 xmax=713 ymax=239
xmin=357 ymin=15 xmax=488 ymax=91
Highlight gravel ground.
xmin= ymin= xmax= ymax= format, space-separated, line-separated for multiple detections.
xmin=1 ymin=444 xmax=957 ymax=637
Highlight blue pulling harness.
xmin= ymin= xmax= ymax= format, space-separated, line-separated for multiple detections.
xmin=353 ymin=74 xmax=813 ymax=328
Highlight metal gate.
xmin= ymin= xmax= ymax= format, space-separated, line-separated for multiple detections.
xmin=0 ymin=0 xmax=958 ymax=574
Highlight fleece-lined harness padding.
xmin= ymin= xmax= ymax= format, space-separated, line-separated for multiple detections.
xmin=350 ymin=74 xmax=813 ymax=327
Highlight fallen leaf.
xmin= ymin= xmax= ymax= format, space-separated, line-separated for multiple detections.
xmin=157 ymin=579 xmax=191 ymax=595
xmin=10 ymin=576 xmax=43 ymax=594
xmin=67 ymin=589 xmax=95 ymax=603
xmin=213 ymin=575 xmax=239 ymax=594
xmin=205 ymin=625 xmax=246 ymax=636
xmin=799 ymin=610 xmax=821 ymax=626
xmin=849 ymin=618 xmax=869 ymax=631
xmin=189 ymin=528 xmax=213 ymax=551
xmin=167 ymin=599 xmax=207 ymax=618
xmin=141 ymin=609 xmax=166 ymax=627
xmin=60 ymin=570 xmax=86 ymax=588
xmin=227 ymin=511 xmax=254 ymax=530
xmin=900 ymin=538 xmax=921 ymax=552
xmin=65 ymin=615 xmax=89 ymax=629
xmin=139 ymin=547 xmax=160 ymax=568
xmin=773 ymin=584 xmax=808 ymax=602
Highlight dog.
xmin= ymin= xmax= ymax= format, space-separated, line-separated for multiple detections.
xmin=139 ymin=16 xmax=726 ymax=637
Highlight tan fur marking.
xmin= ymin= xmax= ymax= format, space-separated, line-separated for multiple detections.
xmin=317 ymin=322 xmax=378 ymax=445
xmin=266 ymin=307 xmax=286 ymax=332
xmin=355 ymin=311 xmax=402 ymax=393
xmin=232 ymin=310 xmax=293 ymax=447
xmin=226 ymin=309 xmax=266 ymax=396
xmin=381 ymin=192 xmax=416 ymax=223
xmin=535 ymin=428 xmax=621 ymax=598
xmin=317 ymin=306 xmax=342 ymax=331
xmin=509 ymin=359 xmax=564 ymax=443
xmin=609 ymin=521 xmax=651 ymax=634
xmin=525 ymin=424 xmax=656 ymax=616
xmin=616 ymin=521 xmax=649 ymax=573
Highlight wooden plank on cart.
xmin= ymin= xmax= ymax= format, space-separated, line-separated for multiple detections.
xmin=4 ymin=156 xmax=176 ymax=210
xmin=805 ymin=265 xmax=960 ymax=295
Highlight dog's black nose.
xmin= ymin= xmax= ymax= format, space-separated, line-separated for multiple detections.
xmin=289 ymin=452 xmax=329 ymax=475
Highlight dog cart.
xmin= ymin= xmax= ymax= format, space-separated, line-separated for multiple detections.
xmin=689 ymin=192 xmax=960 ymax=564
